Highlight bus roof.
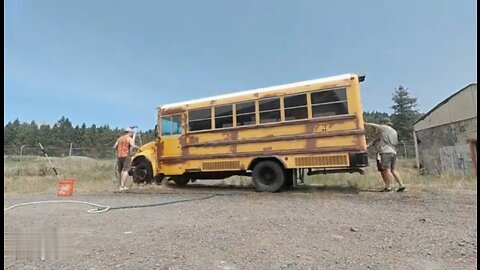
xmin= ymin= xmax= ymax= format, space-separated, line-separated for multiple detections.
xmin=159 ymin=73 xmax=357 ymax=109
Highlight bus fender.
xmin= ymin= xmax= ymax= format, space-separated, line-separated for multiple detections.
xmin=248 ymin=155 xmax=287 ymax=171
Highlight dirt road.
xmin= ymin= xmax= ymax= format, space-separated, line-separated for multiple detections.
xmin=4 ymin=184 xmax=477 ymax=270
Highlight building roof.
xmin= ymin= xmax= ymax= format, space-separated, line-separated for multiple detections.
xmin=414 ymin=83 xmax=477 ymax=125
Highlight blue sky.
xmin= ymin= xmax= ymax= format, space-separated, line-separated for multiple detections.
xmin=4 ymin=0 xmax=477 ymax=131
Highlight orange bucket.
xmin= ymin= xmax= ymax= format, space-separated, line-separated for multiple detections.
xmin=57 ymin=179 xmax=75 ymax=197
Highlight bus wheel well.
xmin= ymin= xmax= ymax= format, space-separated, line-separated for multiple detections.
xmin=131 ymin=156 xmax=154 ymax=184
xmin=132 ymin=155 xmax=150 ymax=167
xmin=248 ymin=157 xmax=286 ymax=171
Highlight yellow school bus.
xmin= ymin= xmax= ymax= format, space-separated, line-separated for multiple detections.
xmin=130 ymin=73 xmax=368 ymax=192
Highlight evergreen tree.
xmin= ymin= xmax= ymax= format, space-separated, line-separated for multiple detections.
xmin=390 ymin=85 xmax=422 ymax=141
xmin=38 ymin=124 xmax=52 ymax=146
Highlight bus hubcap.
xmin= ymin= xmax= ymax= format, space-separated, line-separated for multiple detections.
xmin=259 ymin=168 xmax=275 ymax=185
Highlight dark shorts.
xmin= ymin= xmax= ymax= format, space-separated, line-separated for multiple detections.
xmin=117 ymin=157 xmax=132 ymax=172
xmin=376 ymin=153 xmax=396 ymax=171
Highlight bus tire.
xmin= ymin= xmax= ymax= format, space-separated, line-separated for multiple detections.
xmin=133 ymin=161 xmax=153 ymax=184
xmin=252 ymin=160 xmax=285 ymax=192
xmin=172 ymin=176 xmax=190 ymax=186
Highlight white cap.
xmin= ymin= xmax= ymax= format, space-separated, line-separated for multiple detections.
xmin=124 ymin=127 xmax=134 ymax=132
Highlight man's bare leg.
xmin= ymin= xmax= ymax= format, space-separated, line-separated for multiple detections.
xmin=120 ymin=170 xmax=129 ymax=190
xmin=380 ymin=170 xmax=394 ymax=191
xmin=392 ymin=170 xmax=406 ymax=191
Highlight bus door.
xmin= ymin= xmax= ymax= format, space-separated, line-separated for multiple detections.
xmin=159 ymin=115 xmax=183 ymax=157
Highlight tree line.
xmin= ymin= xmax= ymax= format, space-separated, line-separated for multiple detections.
xmin=4 ymin=117 xmax=156 ymax=149
xmin=4 ymin=86 xmax=421 ymax=149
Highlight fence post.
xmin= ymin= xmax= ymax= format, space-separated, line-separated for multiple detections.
xmin=400 ymin=141 xmax=407 ymax=159
xmin=413 ymin=131 xmax=420 ymax=169
xmin=19 ymin=145 xmax=26 ymax=162
xmin=68 ymin=143 xmax=73 ymax=157
xmin=67 ymin=143 xmax=73 ymax=176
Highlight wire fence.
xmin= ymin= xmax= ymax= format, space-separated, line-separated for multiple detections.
xmin=365 ymin=141 xmax=416 ymax=160
xmin=4 ymin=146 xmax=117 ymax=160
xmin=5 ymin=141 xmax=417 ymax=161
xmin=395 ymin=141 xmax=416 ymax=159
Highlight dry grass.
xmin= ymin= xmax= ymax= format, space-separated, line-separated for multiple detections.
xmin=220 ymin=159 xmax=476 ymax=191
xmin=3 ymin=156 xmax=476 ymax=194
xmin=4 ymin=156 xmax=118 ymax=194
xmin=305 ymin=159 xmax=477 ymax=191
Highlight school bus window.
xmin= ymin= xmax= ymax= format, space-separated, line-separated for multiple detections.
xmin=311 ymin=88 xmax=347 ymax=104
xmin=312 ymin=102 xmax=348 ymax=117
xmin=161 ymin=117 xmax=172 ymax=136
xmin=189 ymin=108 xmax=212 ymax=131
xmin=236 ymin=101 xmax=256 ymax=126
xmin=284 ymin=93 xmax=308 ymax=121
xmin=259 ymin=98 xmax=281 ymax=124
xmin=162 ymin=115 xmax=183 ymax=135
xmin=171 ymin=115 xmax=183 ymax=135
xmin=215 ymin=105 xmax=233 ymax=129
xmin=311 ymin=88 xmax=348 ymax=118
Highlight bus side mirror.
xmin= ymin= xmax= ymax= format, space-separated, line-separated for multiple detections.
xmin=154 ymin=124 xmax=159 ymax=138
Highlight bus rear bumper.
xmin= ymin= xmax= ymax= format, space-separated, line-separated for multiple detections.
xmin=349 ymin=152 xmax=369 ymax=167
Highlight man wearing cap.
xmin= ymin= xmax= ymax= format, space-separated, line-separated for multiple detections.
xmin=113 ymin=127 xmax=138 ymax=191
xmin=365 ymin=118 xmax=406 ymax=192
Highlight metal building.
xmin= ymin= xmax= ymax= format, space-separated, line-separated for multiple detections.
xmin=413 ymin=83 xmax=477 ymax=177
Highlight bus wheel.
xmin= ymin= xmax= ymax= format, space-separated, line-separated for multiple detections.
xmin=172 ymin=176 xmax=190 ymax=186
xmin=133 ymin=162 xmax=153 ymax=184
xmin=252 ymin=160 xmax=285 ymax=192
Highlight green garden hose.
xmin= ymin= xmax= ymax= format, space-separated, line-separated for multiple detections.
xmin=4 ymin=193 xmax=238 ymax=214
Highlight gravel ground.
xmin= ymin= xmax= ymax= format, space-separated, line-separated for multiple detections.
xmin=3 ymin=184 xmax=477 ymax=270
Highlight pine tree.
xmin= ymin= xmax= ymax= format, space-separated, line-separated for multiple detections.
xmin=390 ymin=85 xmax=422 ymax=141
xmin=38 ymin=124 xmax=52 ymax=146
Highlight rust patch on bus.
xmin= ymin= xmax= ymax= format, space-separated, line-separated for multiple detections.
xmin=178 ymin=135 xmax=189 ymax=158
xmin=352 ymin=134 xmax=365 ymax=148
xmin=306 ymin=138 xmax=316 ymax=149
xmin=306 ymin=121 xmax=316 ymax=134
xmin=161 ymin=107 xmax=185 ymax=116
xmin=351 ymin=115 xmax=360 ymax=129
xmin=307 ymin=115 xmax=355 ymax=134
xmin=262 ymin=91 xmax=288 ymax=99
xmin=157 ymin=140 xmax=164 ymax=161
xmin=228 ymin=130 xmax=239 ymax=153
xmin=184 ymin=129 xmax=365 ymax=148
xmin=160 ymin=146 xmax=365 ymax=163
xmin=177 ymin=113 xmax=190 ymax=158
xmin=220 ymin=130 xmax=238 ymax=153
xmin=188 ymin=135 xmax=199 ymax=144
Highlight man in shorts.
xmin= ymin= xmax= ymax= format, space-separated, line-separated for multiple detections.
xmin=365 ymin=118 xmax=406 ymax=192
xmin=113 ymin=127 xmax=138 ymax=190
